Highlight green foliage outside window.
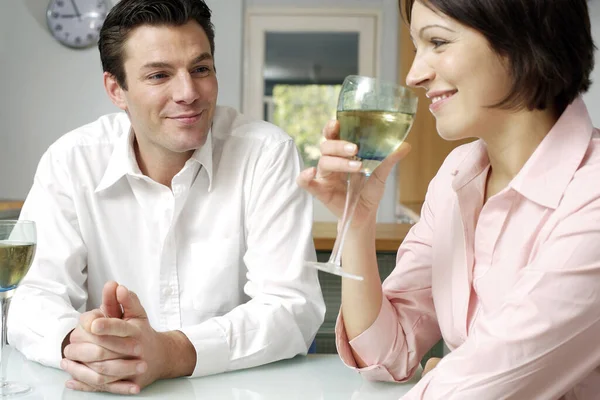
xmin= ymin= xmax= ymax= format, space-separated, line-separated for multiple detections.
xmin=272 ymin=84 xmax=342 ymax=168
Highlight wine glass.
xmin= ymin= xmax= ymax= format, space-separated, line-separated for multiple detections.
xmin=0 ymin=220 xmax=36 ymax=396
xmin=306 ymin=75 xmax=418 ymax=280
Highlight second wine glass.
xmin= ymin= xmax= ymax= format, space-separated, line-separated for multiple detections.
xmin=0 ymin=220 xmax=36 ymax=397
xmin=306 ymin=75 xmax=418 ymax=280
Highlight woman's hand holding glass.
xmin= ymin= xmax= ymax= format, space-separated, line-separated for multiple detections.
xmin=297 ymin=120 xmax=411 ymax=229
xmin=299 ymin=75 xmax=417 ymax=280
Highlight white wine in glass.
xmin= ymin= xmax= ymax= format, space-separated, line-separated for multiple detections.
xmin=0 ymin=220 xmax=36 ymax=397
xmin=306 ymin=75 xmax=417 ymax=280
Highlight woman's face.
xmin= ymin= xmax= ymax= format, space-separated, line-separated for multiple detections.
xmin=406 ymin=1 xmax=513 ymax=141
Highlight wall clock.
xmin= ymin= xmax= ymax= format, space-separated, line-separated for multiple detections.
xmin=46 ymin=0 xmax=111 ymax=49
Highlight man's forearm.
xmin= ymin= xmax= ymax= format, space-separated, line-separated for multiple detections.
xmin=159 ymin=330 xmax=197 ymax=379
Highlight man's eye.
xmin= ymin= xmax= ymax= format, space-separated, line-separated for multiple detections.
xmin=193 ymin=66 xmax=211 ymax=74
xmin=149 ymin=73 xmax=167 ymax=80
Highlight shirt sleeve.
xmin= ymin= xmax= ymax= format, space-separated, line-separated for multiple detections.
xmin=402 ymin=190 xmax=600 ymax=399
xmin=180 ymin=139 xmax=326 ymax=377
xmin=335 ymin=173 xmax=442 ymax=382
xmin=7 ymin=149 xmax=87 ymax=368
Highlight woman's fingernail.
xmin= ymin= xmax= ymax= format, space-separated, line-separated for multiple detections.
xmin=130 ymin=386 xmax=140 ymax=394
xmin=349 ymin=161 xmax=361 ymax=169
xmin=345 ymin=144 xmax=357 ymax=154
xmin=327 ymin=119 xmax=337 ymax=129
xmin=66 ymin=381 xmax=75 ymax=390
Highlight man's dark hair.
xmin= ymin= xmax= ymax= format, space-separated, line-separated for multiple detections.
xmin=98 ymin=0 xmax=215 ymax=90
xmin=401 ymin=0 xmax=595 ymax=113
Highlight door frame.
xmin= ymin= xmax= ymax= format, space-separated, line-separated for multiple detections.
xmin=243 ymin=7 xmax=382 ymax=120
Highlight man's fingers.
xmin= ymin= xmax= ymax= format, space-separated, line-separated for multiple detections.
xmin=60 ymin=358 xmax=121 ymax=386
xmin=117 ymin=286 xmax=148 ymax=320
xmin=65 ymin=337 xmax=141 ymax=362
xmin=91 ymin=317 xmax=140 ymax=339
xmin=64 ymin=342 xmax=123 ymax=363
xmin=101 ymin=281 xmax=122 ymax=318
xmin=65 ymin=378 xmax=140 ymax=395
xmin=85 ymin=359 xmax=147 ymax=378
xmin=78 ymin=309 xmax=106 ymax=333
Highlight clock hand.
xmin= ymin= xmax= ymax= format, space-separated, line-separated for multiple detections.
xmin=58 ymin=14 xmax=78 ymax=18
xmin=69 ymin=0 xmax=82 ymax=21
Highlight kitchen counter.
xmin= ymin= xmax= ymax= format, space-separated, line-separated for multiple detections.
xmin=312 ymin=222 xmax=411 ymax=252
xmin=3 ymin=347 xmax=418 ymax=399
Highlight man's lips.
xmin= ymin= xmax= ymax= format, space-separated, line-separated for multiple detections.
xmin=169 ymin=111 xmax=203 ymax=124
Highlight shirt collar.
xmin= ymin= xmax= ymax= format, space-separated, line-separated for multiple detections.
xmin=189 ymin=128 xmax=213 ymax=191
xmin=510 ymin=97 xmax=593 ymax=209
xmin=95 ymin=119 xmax=215 ymax=193
xmin=451 ymin=140 xmax=489 ymax=192
xmin=95 ymin=124 xmax=140 ymax=193
xmin=451 ymin=97 xmax=593 ymax=209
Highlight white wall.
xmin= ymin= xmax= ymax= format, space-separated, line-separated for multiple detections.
xmin=2 ymin=0 xmax=600 ymax=218
xmin=0 ymin=0 xmax=243 ymax=200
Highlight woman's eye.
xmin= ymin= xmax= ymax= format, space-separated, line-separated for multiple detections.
xmin=431 ymin=39 xmax=448 ymax=49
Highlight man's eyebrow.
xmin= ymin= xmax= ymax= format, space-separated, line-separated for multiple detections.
xmin=140 ymin=53 xmax=213 ymax=70
xmin=141 ymin=61 xmax=172 ymax=70
xmin=191 ymin=53 xmax=213 ymax=64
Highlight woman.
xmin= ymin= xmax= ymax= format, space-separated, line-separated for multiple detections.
xmin=297 ymin=0 xmax=599 ymax=398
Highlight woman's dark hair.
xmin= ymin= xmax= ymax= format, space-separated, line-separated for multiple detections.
xmin=401 ymin=0 xmax=596 ymax=113
xmin=98 ymin=0 xmax=215 ymax=90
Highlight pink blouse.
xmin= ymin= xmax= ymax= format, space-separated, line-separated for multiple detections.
xmin=336 ymin=97 xmax=600 ymax=399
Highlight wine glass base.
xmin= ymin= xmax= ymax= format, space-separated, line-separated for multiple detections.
xmin=306 ymin=262 xmax=364 ymax=281
xmin=0 ymin=382 xmax=31 ymax=397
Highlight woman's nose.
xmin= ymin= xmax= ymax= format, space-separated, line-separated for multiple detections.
xmin=405 ymin=53 xmax=434 ymax=89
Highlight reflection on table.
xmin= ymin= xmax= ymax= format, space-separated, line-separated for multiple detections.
xmin=4 ymin=346 xmax=417 ymax=399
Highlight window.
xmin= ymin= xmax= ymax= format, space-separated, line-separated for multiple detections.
xmin=269 ymin=84 xmax=340 ymax=168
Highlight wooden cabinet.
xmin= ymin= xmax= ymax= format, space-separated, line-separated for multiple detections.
xmin=0 ymin=200 xmax=23 ymax=220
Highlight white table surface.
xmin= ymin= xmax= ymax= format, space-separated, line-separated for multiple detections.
xmin=3 ymin=347 xmax=418 ymax=399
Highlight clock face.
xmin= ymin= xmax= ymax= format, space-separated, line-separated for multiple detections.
xmin=46 ymin=0 xmax=111 ymax=49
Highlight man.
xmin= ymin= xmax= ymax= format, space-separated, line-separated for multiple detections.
xmin=8 ymin=0 xmax=325 ymax=394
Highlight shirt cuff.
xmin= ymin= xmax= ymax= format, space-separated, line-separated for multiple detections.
xmin=179 ymin=319 xmax=230 ymax=378
xmin=43 ymin=318 xmax=79 ymax=368
xmin=335 ymin=298 xmax=398 ymax=381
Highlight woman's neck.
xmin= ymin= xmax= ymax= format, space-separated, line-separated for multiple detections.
xmin=483 ymin=107 xmax=559 ymax=200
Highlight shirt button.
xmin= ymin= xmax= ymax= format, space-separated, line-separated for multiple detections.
xmin=162 ymin=287 xmax=173 ymax=296
xmin=173 ymin=185 xmax=185 ymax=196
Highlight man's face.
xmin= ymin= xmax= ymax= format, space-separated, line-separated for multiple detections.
xmin=107 ymin=21 xmax=218 ymax=159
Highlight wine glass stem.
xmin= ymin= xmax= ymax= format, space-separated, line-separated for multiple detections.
xmin=329 ymin=172 xmax=370 ymax=266
xmin=0 ymin=296 xmax=9 ymax=385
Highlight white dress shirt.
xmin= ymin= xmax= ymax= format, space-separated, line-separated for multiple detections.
xmin=8 ymin=106 xmax=325 ymax=377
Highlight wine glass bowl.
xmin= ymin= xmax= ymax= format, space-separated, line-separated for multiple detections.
xmin=0 ymin=220 xmax=36 ymax=397
xmin=306 ymin=76 xmax=418 ymax=280
xmin=337 ymin=76 xmax=417 ymax=175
